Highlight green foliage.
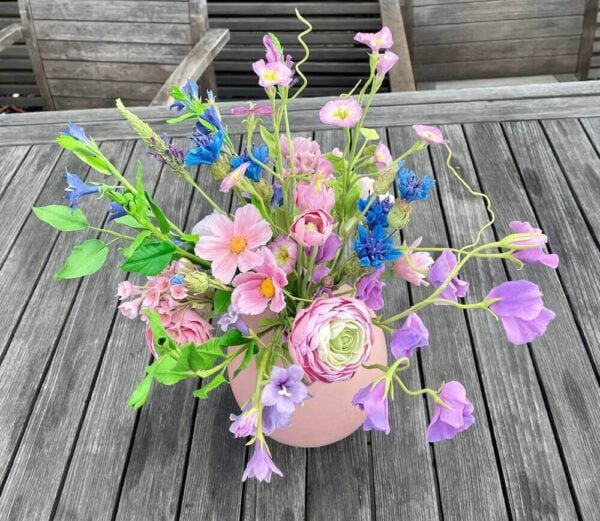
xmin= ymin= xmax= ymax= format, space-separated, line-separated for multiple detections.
xmin=234 ymin=341 xmax=258 ymax=377
xmin=127 ymin=373 xmax=153 ymax=410
xmin=331 ymin=177 xmax=361 ymax=221
xmin=143 ymin=309 xmax=177 ymax=356
xmin=54 ymin=239 xmax=108 ymax=280
xmin=259 ymin=126 xmax=278 ymax=159
xmin=33 ymin=205 xmax=89 ymax=232
xmin=214 ymin=289 xmax=232 ymax=313
xmin=114 ymin=215 xmax=145 ymax=230
xmin=121 ymin=231 xmax=152 ymax=259
xmin=120 ymin=239 xmax=176 ymax=275
xmin=56 ymin=135 xmax=112 ymax=175
xmin=194 ymin=374 xmax=227 ymax=399
xmin=360 ymin=128 xmax=379 ymax=141
xmin=145 ymin=192 xmax=170 ymax=234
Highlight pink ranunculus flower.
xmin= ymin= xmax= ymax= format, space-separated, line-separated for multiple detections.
xmin=294 ymin=158 xmax=335 ymax=212
xmin=252 ymin=59 xmax=294 ymax=89
xmin=145 ymin=308 xmax=212 ymax=357
xmin=280 ymin=135 xmax=322 ymax=174
xmin=319 ymin=99 xmax=362 ymax=128
xmin=289 ymin=297 xmax=374 ymax=383
xmin=376 ymin=51 xmax=399 ymax=77
xmin=394 ymin=237 xmax=434 ymax=286
xmin=289 ymin=208 xmax=334 ymax=247
xmin=268 ymin=236 xmax=298 ymax=274
xmin=231 ymin=248 xmax=287 ymax=315
xmin=195 ymin=204 xmax=272 ymax=284
xmin=413 ymin=125 xmax=449 ymax=145
xmin=354 ymin=27 xmax=394 ymax=52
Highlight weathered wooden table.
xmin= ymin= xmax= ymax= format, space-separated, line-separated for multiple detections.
xmin=1 ymin=82 xmax=600 ymax=521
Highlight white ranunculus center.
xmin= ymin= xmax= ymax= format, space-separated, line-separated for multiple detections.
xmin=317 ymin=319 xmax=367 ymax=370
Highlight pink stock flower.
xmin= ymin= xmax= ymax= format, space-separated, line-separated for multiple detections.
xmin=143 ymin=286 xmax=161 ymax=308
xmin=508 ymin=221 xmax=559 ymax=269
xmin=294 ymin=158 xmax=335 ymax=212
xmin=220 ymin=162 xmax=249 ymax=193
xmin=231 ymin=103 xmax=272 ymax=117
xmin=145 ymin=308 xmax=213 ymax=357
xmin=394 ymin=237 xmax=433 ymax=286
xmin=170 ymin=285 xmax=187 ymax=300
xmin=354 ymin=27 xmax=394 ymax=52
xmin=319 ymin=99 xmax=362 ymax=128
xmin=119 ymin=297 xmax=143 ymax=319
xmin=290 ymin=208 xmax=334 ymax=247
xmin=374 ymin=143 xmax=393 ymax=170
xmin=148 ymin=276 xmax=170 ymax=292
xmin=195 ymin=204 xmax=272 ymax=284
xmin=252 ymin=59 xmax=293 ymax=89
xmin=268 ymin=236 xmax=298 ymax=274
xmin=280 ymin=135 xmax=322 ymax=174
xmin=413 ymin=125 xmax=449 ymax=145
xmin=231 ymin=248 xmax=287 ymax=315
xmin=117 ymin=281 xmax=140 ymax=299
xmin=289 ymin=297 xmax=374 ymax=383
xmin=376 ymin=51 xmax=399 ymax=77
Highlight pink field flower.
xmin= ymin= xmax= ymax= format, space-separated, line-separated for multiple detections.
xmin=290 ymin=208 xmax=334 ymax=247
xmin=394 ymin=237 xmax=433 ymax=286
xmin=376 ymin=51 xmax=399 ymax=77
xmin=413 ymin=125 xmax=449 ymax=145
xmin=195 ymin=204 xmax=272 ymax=284
xmin=220 ymin=162 xmax=249 ymax=193
xmin=319 ymin=99 xmax=362 ymax=128
xmin=252 ymin=59 xmax=293 ymax=89
xmin=294 ymin=158 xmax=335 ymax=212
xmin=231 ymin=248 xmax=287 ymax=315
xmin=374 ymin=143 xmax=392 ymax=170
xmin=354 ymin=27 xmax=394 ymax=52
xmin=268 ymin=236 xmax=298 ymax=274
xmin=280 ymin=135 xmax=322 ymax=174
xmin=231 ymin=103 xmax=272 ymax=117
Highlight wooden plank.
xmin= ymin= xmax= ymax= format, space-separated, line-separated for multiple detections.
xmin=211 ymin=16 xmax=380 ymax=31
xmin=414 ymin=36 xmax=581 ymax=65
xmin=47 ymin=78 xmax=159 ymax=100
xmin=0 ymin=144 xmax=30 ymax=199
xmin=412 ymin=16 xmax=584 ymax=46
xmin=228 ymin=30 xmax=359 ymax=45
xmin=217 ymin=46 xmax=369 ymax=62
xmin=431 ymin=123 xmax=578 ymax=520
xmin=215 ymin=60 xmax=370 ymax=73
xmin=0 ymin=141 xmax=134 ymax=519
xmin=414 ymin=0 xmax=585 ymax=26
xmin=208 ymin=2 xmax=381 ymax=15
xmin=29 ymin=0 xmax=190 ymax=23
xmin=52 ymin=96 xmax=149 ymax=110
xmin=35 ymin=20 xmax=192 ymax=45
xmin=0 ymin=23 xmax=22 ymax=53
xmin=388 ymin=126 xmax=509 ymax=520
xmin=44 ymin=60 xmax=176 ymax=83
xmin=490 ymin=119 xmax=600 ymax=519
xmin=576 ymin=0 xmax=599 ymax=78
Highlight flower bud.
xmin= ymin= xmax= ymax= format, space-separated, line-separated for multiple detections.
xmin=255 ymin=179 xmax=273 ymax=207
xmin=373 ymin=168 xmax=396 ymax=195
xmin=185 ymin=271 xmax=211 ymax=294
xmin=388 ymin=200 xmax=412 ymax=229
xmin=210 ymin=156 xmax=231 ymax=182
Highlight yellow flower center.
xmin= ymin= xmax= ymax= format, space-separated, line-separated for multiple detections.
xmin=260 ymin=278 xmax=276 ymax=298
xmin=229 ymin=236 xmax=248 ymax=254
xmin=262 ymin=70 xmax=279 ymax=83
xmin=332 ymin=107 xmax=350 ymax=121
xmin=306 ymin=222 xmax=318 ymax=232
xmin=276 ymin=247 xmax=289 ymax=263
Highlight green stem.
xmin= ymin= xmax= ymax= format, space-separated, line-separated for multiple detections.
xmin=89 ymin=226 xmax=135 ymax=241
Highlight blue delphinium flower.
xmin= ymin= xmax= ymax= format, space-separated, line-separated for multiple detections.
xmin=63 ymin=172 xmax=100 ymax=210
xmin=231 ymin=145 xmax=269 ymax=182
xmin=185 ymin=131 xmax=224 ymax=166
xmin=358 ymin=195 xmax=394 ymax=230
xmin=61 ymin=123 xmax=92 ymax=145
xmin=107 ymin=201 xmax=127 ymax=221
xmin=170 ymin=80 xmax=200 ymax=112
xmin=196 ymin=106 xmax=223 ymax=134
xmin=354 ymin=225 xmax=402 ymax=268
xmin=397 ymin=162 xmax=435 ymax=203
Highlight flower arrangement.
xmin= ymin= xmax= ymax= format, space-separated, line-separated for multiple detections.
xmin=33 ymin=13 xmax=559 ymax=483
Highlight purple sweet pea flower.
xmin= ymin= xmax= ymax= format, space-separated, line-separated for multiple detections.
xmin=390 ymin=313 xmax=429 ymax=359
xmin=427 ymin=381 xmax=474 ymax=443
xmin=486 ymin=280 xmax=555 ymax=345
xmin=428 ymin=250 xmax=469 ymax=303
xmin=261 ymin=365 xmax=309 ymax=415
xmin=352 ymin=380 xmax=390 ymax=434
xmin=316 ymin=234 xmax=342 ymax=263
xmin=229 ymin=404 xmax=257 ymax=438
xmin=242 ymin=440 xmax=283 ymax=482
xmin=356 ymin=268 xmax=385 ymax=311
xmin=508 ymin=221 xmax=559 ymax=269
xmin=218 ymin=306 xmax=249 ymax=335
xmin=312 ymin=265 xmax=331 ymax=284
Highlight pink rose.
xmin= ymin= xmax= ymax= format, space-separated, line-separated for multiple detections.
xmin=289 ymin=297 xmax=374 ymax=382
xmin=289 ymin=209 xmax=334 ymax=247
xmin=145 ymin=308 xmax=212 ymax=357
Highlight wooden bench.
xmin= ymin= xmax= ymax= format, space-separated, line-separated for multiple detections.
xmin=0 ymin=0 xmax=230 ymax=110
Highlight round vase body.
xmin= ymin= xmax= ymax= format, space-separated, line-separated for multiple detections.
xmin=227 ymin=314 xmax=388 ymax=448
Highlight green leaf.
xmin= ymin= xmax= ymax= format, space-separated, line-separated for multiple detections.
xmin=214 ymin=289 xmax=232 ymax=314
xmin=193 ymin=374 xmax=227 ymax=399
xmin=151 ymin=356 xmax=192 ymax=385
xmin=360 ymin=128 xmax=380 ymax=141
xmin=166 ymin=112 xmax=196 ymax=125
xmin=54 ymin=239 xmax=108 ymax=280
xmin=120 ymin=241 xmax=175 ymax=275
xmin=56 ymin=135 xmax=112 ymax=175
xmin=33 ymin=205 xmax=89 ymax=232
xmin=145 ymin=192 xmax=170 ymax=234
xmin=196 ymin=338 xmax=226 ymax=368
xmin=143 ymin=308 xmax=178 ymax=356
xmin=121 ymin=230 xmax=151 ymax=258
xmin=127 ymin=373 xmax=153 ymax=410
xmin=259 ymin=125 xmax=278 ymax=158
xmin=324 ymin=152 xmax=345 ymax=175
xmin=114 ymin=215 xmax=145 ymax=230
xmin=218 ymin=329 xmax=248 ymax=348
xmin=234 ymin=341 xmax=258 ymax=378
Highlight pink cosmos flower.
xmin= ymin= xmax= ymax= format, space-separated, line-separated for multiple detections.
xmin=413 ymin=125 xmax=449 ymax=145
xmin=195 ymin=204 xmax=272 ymax=284
xmin=289 ymin=297 xmax=374 ymax=383
xmin=231 ymin=248 xmax=287 ymax=315
xmin=394 ymin=237 xmax=433 ymax=286
xmin=252 ymin=59 xmax=293 ymax=89
xmin=231 ymin=103 xmax=272 ymax=117
xmin=354 ymin=27 xmax=394 ymax=52
xmin=319 ymin=99 xmax=362 ymax=128
xmin=268 ymin=236 xmax=298 ymax=274
xmin=508 ymin=221 xmax=559 ymax=269
xmin=191 ymin=212 xmax=218 ymax=237
xmin=290 ymin=208 xmax=334 ymax=247
xmin=294 ymin=158 xmax=335 ymax=212
xmin=374 ymin=143 xmax=393 ymax=170
xmin=280 ymin=135 xmax=322 ymax=174
xmin=376 ymin=51 xmax=399 ymax=77
xmin=220 ymin=162 xmax=249 ymax=193
xmin=145 ymin=308 xmax=212 ymax=357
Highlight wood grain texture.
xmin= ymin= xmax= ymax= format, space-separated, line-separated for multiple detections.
xmin=0 ymin=22 xmax=21 ymax=53
xmin=379 ymin=0 xmax=415 ymax=91
xmin=575 ymin=0 xmax=599 ymax=78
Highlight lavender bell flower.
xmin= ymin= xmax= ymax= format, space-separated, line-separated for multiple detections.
xmin=352 ymin=380 xmax=390 ymax=434
xmin=356 ymin=267 xmax=385 ymax=311
xmin=262 ymin=405 xmax=292 ymax=435
xmin=261 ymin=365 xmax=309 ymax=415
xmin=63 ymin=172 xmax=100 ymax=210
xmin=229 ymin=404 xmax=257 ymax=438
xmin=428 ymin=249 xmax=469 ymax=303
xmin=427 ymin=381 xmax=474 ymax=443
xmin=390 ymin=313 xmax=429 ymax=359
xmin=242 ymin=440 xmax=283 ymax=482
xmin=218 ymin=306 xmax=249 ymax=335
xmin=486 ymin=280 xmax=555 ymax=345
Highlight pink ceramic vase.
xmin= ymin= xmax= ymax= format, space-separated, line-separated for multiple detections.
xmin=227 ymin=314 xmax=388 ymax=448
